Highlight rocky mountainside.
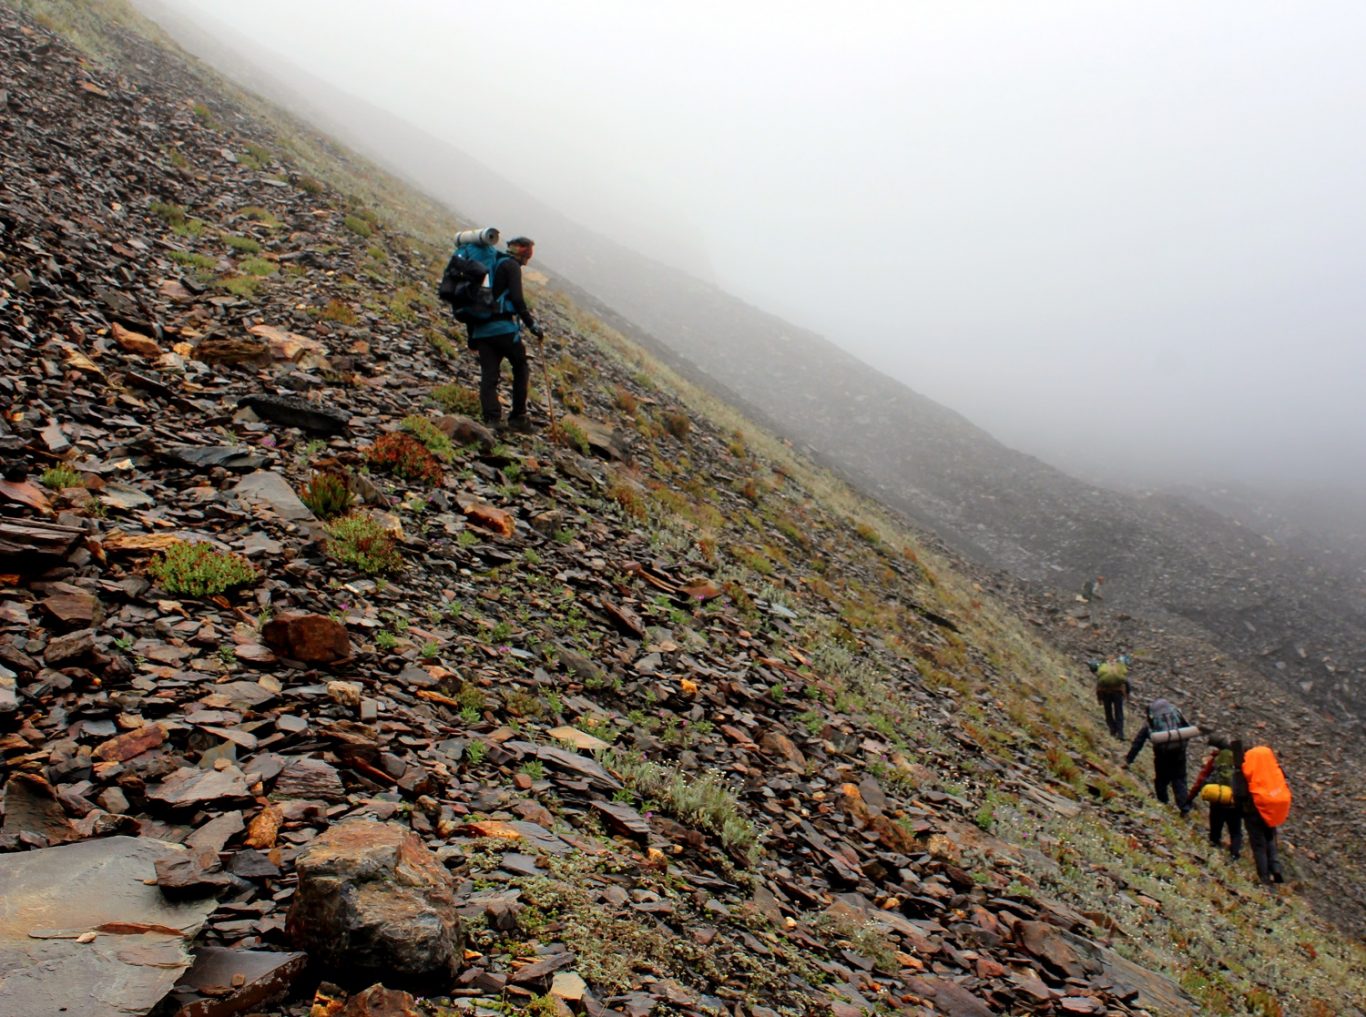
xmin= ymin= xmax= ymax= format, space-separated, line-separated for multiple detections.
xmin=132 ymin=3 xmax=1366 ymax=732
xmin=2 ymin=4 xmax=1364 ymax=1017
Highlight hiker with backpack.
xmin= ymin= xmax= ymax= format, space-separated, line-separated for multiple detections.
xmin=1122 ymin=697 xmax=1200 ymax=816
xmin=439 ymin=229 xmax=544 ymax=432
xmin=1232 ymin=739 xmax=1291 ymax=887
xmin=1092 ymin=654 xmax=1131 ymax=739
xmin=1186 ymin=734 xmax=1243 ymax=860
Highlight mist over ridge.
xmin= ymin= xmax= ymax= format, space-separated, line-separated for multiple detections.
xmin=140 ymin=0 xmax=1366 ymax=510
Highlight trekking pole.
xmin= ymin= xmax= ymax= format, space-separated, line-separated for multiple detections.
xmin=539 ymin=331 xmax=557 ymax=435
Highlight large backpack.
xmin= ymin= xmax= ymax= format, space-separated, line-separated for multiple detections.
xmin=1242 ymin=745 xmax=1292 ymax=827
xmin=438 ymin=242 xmax=512 ymax=325
xmin=1148 ymin=698 xmax=1200 ymax=746
xmin=1095 ymin=659 xmax=1127 ymax=693
xmin=1200 ymin=747 xmax=1237 ymax=805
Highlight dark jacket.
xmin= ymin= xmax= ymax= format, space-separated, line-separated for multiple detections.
xmin=1125 ymin=700 xmax=1191 ymax=765
xmin=468 ymin=256 xmax=536 ymax=341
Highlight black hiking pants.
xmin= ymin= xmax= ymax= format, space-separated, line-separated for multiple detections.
xmin=475 ymin=333 xmax=528 ymax=423
xmin=1246 ymin=811 xmax=1282 ymax=884
xmin=1153 ymin=747 xmax=1190 ymax=814
xmin=1099 ymin=691 xmax=1125 ymax=739
xmin=1209 ymin=803 xmax=1243 ymax=858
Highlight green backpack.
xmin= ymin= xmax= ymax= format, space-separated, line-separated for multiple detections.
xmin=1096 ymin=659 xmax=1128 ymax=692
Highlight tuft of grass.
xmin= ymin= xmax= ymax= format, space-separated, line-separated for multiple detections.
xmin=603 ymin=749 xmax=760 ymax=863
xmin=400 ymin=415 xmax=455 ymax=461
xmin=223 ymin=234 xmax=261 ymax=254
xmin=148 ymin=542 xmax=258 ymax=597
xmin=431 ymin=383 xmax=482 ymax=417
xmin=169 ymin=249 xmax=216 ymax=274
xmin=342 ymin=214 xmax=374 ymax=238
xmin=40 ymin=465 xmax=84 ymax=489
xmin=149 ymin=200 xmax=186 ymax=225
xmin=324 ymin=513 xmax=402 ymax=575
xmin=217 ymin=275 xmax=260 ymax=299
xmin=553 ymin=420 xmax=590 ymax=455
xmin=318 ymin=298 xmax=358 ymax=325
xmin=235 ymin=205 xmax=281 ymax=227
xmin=296 ymin=175 xmax=325 ymax=195
xmin=661 ymin=408 xmax=691 ymax=439
xmin=171 ymin=218 xmax=208 ymax=238
xmin=238 ymin=256 xmax=276 ymax=277
xmin=607 ymin=477 xmax=647 ymax=520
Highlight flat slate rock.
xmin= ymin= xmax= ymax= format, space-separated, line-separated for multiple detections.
xmin=237 ymin=393 xmax=349 ymax=435
xmin=0 ymin=837 xmax=217 ymax=1017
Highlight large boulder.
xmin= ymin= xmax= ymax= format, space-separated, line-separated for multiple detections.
xmin=286 ymin=820 xmax=463 ymax=991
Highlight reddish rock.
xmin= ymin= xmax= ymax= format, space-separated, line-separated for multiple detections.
xmin=43 ymin=627 xmax=98 ymax=666
xmin=94 ymin=723 xmax=166 ymax=762
xmin=759 ymin=729 xmax=806 ymax=767
xmin=110 ymin=321 xmax=161 ymax=356
xmin=39 ymin=585 xmax=102 ymax=629
xmin=339 ymin=984 xmax=420 ymax=1017
xmin=1017 ymin=920 xmax=1088 ymax=980
xmin=462 ymin=502 xmax=514 ymax=537
xmin=262 ymin=613 xmax=351 ymax=665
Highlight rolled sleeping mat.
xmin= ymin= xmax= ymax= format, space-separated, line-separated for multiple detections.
xmin=453 ymin=226 xmax=499 ymax=247
xmin=1200 ymin=783 xmax=1234 ymax=806
xmin=1149 ymin=724 xmax=1202 ymax=745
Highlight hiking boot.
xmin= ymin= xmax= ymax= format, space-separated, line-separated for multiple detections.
xmin=507 ymin=415 xmax=536 ymax=434
xmin=486 ymin=418 xmax=509 ymax=433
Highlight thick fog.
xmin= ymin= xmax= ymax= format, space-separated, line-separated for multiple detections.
xmin=157 ymin=0 xmax=1366 ymax=499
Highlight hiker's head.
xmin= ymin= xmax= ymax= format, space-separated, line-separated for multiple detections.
xmin=507 ymin=237 xmax=535 ymax=265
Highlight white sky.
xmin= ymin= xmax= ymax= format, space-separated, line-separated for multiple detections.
xmin=162 ymin=1 xmax=1366 ymax=493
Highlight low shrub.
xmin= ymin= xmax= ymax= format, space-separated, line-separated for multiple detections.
xmin=603 ymin=749 xmax=761 ymax=863
xmin=40 ymin=465 xmax=83 ymax=489
xmin=366 ymin=432 xmax=444 ymax=486
xmin=342 ymin=214 xmax=374 ymax=238
xmin=224 ymin=234 xmax=261 ymax=253
xmin=238 ymin=256 xmax=276 ymax=277
xmin=661 ymin=408 xmax=691 ymax=439
xmin=235 ymin=205 xmax=280 ymax=226
xmin=553 ymin=420 xmax=590 ymax=455
xmin=400 ymin=415 xmax=454 ymax=460
xmin=169 ymin=250 xmax=216 ymax=273
xmin=299 ymin=472 xmax=352 ymax=519
xmin=318 ymin=298 xmax=357 ymax=325
xmin=148 ymin=542 xmax=258 ymax=596
xmin=324 ymin=513 xmax=402 ymax=574
xmin=607 ymin=477 xmax=647 ymax=519
xmin=431 ymin=383 xmax=481 ymax=417
xmin=149 ymin=200 xmax=186 ymax=225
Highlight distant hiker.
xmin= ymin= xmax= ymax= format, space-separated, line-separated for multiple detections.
xmin=1093 ymin=654 xmax=1130 ymax=739
xmin=1081 ymin=575 xmax=1105 ymax=602
xmin=1122 ymin=697 xmax=1199 ymax=815
xmin=442 ymin=230 xmax=543 ymax=431
xmin=1186 ymin=734 xmax=1243 ymax=860
xmin=1233 ymin=740 xmax=1291 ymax=887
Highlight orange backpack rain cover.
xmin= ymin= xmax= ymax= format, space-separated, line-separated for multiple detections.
xmin=1242 ymin=745 xmax=1292 ymax=827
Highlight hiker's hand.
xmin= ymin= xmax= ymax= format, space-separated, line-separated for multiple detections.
xmin=528 ymin=322 xmax=545 ymax=339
